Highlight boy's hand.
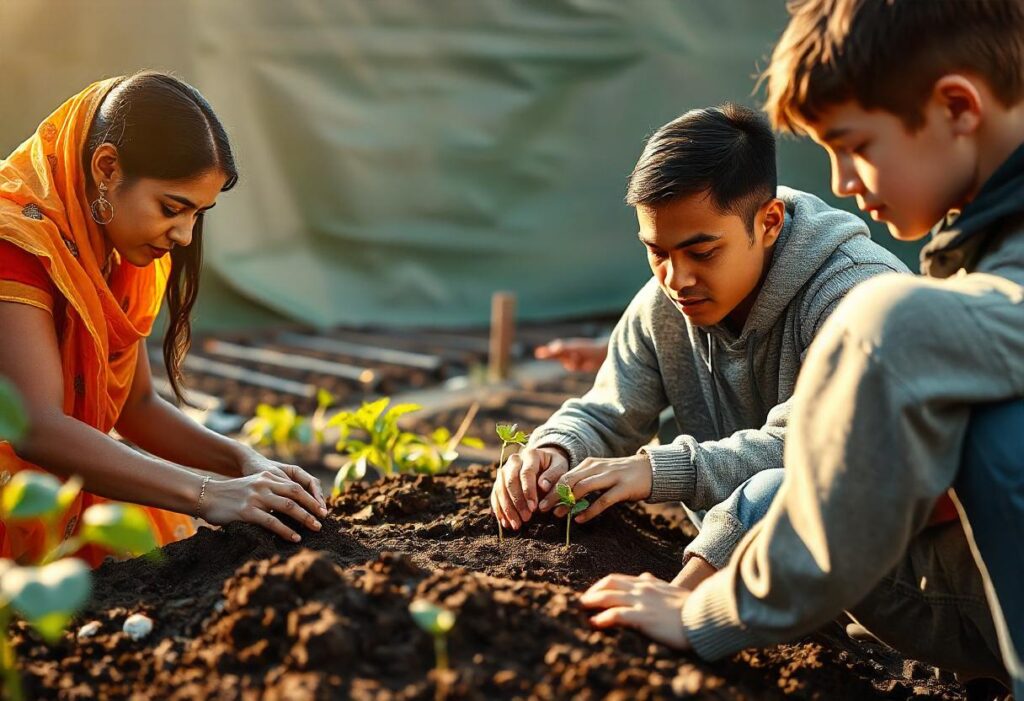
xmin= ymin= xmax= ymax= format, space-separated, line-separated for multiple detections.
xmin=581 ymin=572 xmax=692 ymax=650
xmin=490 ymin=446 xmax=569 ymax=530
xmin=539 ymin=452 xmax=653 ymax=522
xmin=534 ymin=337 xmax=608 ymax=373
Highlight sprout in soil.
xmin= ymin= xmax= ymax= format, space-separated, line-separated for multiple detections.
xmin=494 ymin=423 xmax=529 ymax=543
xmin=556 ymin=483 xmax=589 ymax=547
xmin=409 ymin=598 xmax=456 ymax=672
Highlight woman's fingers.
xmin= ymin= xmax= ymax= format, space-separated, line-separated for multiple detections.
xmin=262 ymin=493 xmax=322 ymax=532
xmin=280 ymin=463 xmax=327 ymax=513
xmin=244 ymin=505 xmax=302 ymax=543
xmin=260 ymin=473 xmax=324 ymax=525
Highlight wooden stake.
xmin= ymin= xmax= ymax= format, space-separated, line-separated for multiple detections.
xmin=488 ymin=292 xmax=516 ymax=382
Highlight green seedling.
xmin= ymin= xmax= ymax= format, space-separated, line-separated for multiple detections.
xmin=328 ymin=398 xmax=421 ymax=480
xmin=310 ymin=388 xmax=336 ymax=448
xmin=0 ymin=378 xmax=28 ymax=443
xmin=494 ymin=423 xmax=529 ymax=543
xmin=409 ymin=599 xmax=456 ymax=672
xmin=242 ymin=403 xmax=309 ymax=462
xmin=556 ymin=483 xmax=589 ymax=547
xmin=0 ymin=558 xmax=91 ymax=644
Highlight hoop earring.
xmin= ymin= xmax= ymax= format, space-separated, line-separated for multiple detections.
xmin=90 ymin=182 xmax=114 ymax=225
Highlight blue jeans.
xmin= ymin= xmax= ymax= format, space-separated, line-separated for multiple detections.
xmin=683 ymin=468 xmax=784 ymax=570
xmin=956 ymin=399 xmax=1024 ymax=698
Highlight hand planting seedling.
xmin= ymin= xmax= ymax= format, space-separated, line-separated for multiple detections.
xmin=556 ymin=482 xmax=589 ymax=547
xmin=409 ymin=598 xmax=456 ymax=672
xmin=494 ymin=423 xmax=529 ymax=543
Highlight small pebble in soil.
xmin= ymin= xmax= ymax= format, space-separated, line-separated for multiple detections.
xmin=76 ymin=621 xmax=101 ymax=640
xmin=123 ymin=613 xmax=154 ymax=641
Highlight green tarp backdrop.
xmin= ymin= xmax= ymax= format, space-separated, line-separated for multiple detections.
xmin=0 ymin=1 xmax=922 ymax=331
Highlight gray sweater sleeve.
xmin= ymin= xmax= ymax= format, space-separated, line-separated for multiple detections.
xmin=527 ymin=288 xmax=670 ymax=467
xmin=681 ymin=274 xmax=1024 ymax=660
xmin=643 ymin=263 xmax=886 ymax=509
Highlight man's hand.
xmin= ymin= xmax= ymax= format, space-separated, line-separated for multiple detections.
xmin=490 ymin=446 xmax=569 ymax=530
xmin=539 ymin=452 xmax=653 ymax=522
xmin=580 ymin=572 xmax=692 ymax=650
xmin=534 ymin=337 xmax=608 ymax=373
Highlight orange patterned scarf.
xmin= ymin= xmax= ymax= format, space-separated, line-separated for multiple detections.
xmin=0 ymin=79 xmax=195 ymax=565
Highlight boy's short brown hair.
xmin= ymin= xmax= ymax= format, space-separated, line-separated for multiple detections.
xmin=762 ymin=0 xmax=1024 ymax=133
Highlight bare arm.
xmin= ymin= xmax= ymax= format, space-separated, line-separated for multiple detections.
xmin=0 ymin=301 xmax=326 ymax=541
xmin=0 ymin=301 xmax=203 ymax=513
xmin=115 ymin=343 xmax=246 ymax=477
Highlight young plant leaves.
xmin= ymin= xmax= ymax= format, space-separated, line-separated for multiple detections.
xmin=1 ymin=471 xmax=63 ymax=520
xmin=0 ymin=378 xmax=28 ymax=443
xmin=80 ymin=503 xmax=158 ymax=558
xmin=1 ymin=558 xmax=92 ymax=643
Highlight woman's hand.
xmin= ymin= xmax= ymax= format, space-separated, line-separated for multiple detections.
xmin=200 ymin=470 xmax=327 ymax=543
xmin=580 ymin=572 xmax=692 ymax=650
xmin=236 ymin=447 xmax=327 ymax=513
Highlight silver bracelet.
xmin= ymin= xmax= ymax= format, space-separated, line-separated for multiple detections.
xmin=194 ymin=475 xmax=211 ymax=518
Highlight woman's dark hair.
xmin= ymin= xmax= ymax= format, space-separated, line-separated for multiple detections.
xmin=84 ymin=71 xmax=238 ymax=404
xmin=625 ymin=104 xmax=777 ymax=236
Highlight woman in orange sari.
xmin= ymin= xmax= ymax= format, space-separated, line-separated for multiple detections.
xmin=0 ymin=72 xmax=326 ymax=566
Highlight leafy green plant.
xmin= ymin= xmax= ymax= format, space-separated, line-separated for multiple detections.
xmin=329 ymin=398 xmax=482 ymax=496
xmin=409 ymin=599 xmax=456 ymax=672
xmin=555 ymin=483 xmax=589 ymax=547
xmin=0 ymin=379 xmax=27 ymax=444
xmin=494 ymin=423 xmax=529 ymax=543
xmin=0 ymin=380 xmax=158 ymax=701
xmin=241 ymin=403 xmax=310 ymax=462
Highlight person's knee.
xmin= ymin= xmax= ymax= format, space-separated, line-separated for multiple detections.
xmin=848 ymin=524 xmax=1008 ymax=685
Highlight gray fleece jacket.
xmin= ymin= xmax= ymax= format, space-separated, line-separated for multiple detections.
xmin=528 ymin=187 xmax=908 ymax=512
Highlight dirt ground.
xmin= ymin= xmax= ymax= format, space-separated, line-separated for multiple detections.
xmin=12 ymin=465 xmax=966 ymax=700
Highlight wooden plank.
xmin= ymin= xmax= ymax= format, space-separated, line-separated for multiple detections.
xmin=151 ymin=376 xmax=223 ymax=411
xmin=203 ymin=340 xmax=378 ymax=386
xmin=172 ymin=353 xmax=318 ymax=398
xmin=275 ymin=332 xmax=443 ymax=372
xmin=488 ymin=292 xmax=516 ymax=382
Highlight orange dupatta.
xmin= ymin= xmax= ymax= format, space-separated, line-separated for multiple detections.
xmin=0 ymin=79 xmax=195 ymax=565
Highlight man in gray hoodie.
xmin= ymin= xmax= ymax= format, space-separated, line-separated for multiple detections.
xmin=490 ymin=105 xmax=907 ymax=572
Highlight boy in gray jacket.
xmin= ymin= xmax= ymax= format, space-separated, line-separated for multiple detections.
xmin=582 ymin=1 xmax=1022 ymax=694
xmin=490 ymin=105 xmax=906 ymax=574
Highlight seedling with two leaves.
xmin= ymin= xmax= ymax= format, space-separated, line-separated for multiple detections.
xmin=493 ymin=423 xmax=529 ymax=543
xmin=409 ymin=598 xmax=456 ymax=672
xmin=555 ymin=483 xmax=589 ymax=547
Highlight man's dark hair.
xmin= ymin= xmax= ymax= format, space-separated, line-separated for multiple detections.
xmin=762 ymin=0 xmax=1024 ymax=133
xmin=625 ymin=104 xmax=777 ymax=232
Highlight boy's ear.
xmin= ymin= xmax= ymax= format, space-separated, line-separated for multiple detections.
xmin=933 ymin=74 xmax=983 ymax=137
xmin=758 ymin=197 xmax=785 ymax=248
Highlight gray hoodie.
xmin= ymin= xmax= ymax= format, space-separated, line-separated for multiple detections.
xmin=528 ymin=187 xmax=908 ymax=511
